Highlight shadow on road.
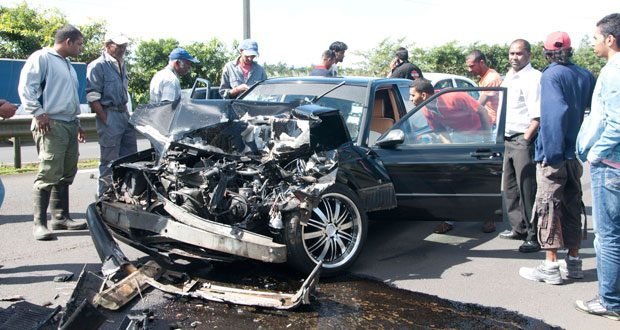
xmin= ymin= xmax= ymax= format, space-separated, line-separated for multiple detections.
xmin=0 ymin=263 xmax=99 ymax=286
xmin=0 ymin=213 xmax=87 ymax=225
xmin=353 ymin=218 xmax=597 ymax=285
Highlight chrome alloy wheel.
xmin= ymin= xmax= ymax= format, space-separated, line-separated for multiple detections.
xmin=302 ymin=192 xmax=363 ymax=269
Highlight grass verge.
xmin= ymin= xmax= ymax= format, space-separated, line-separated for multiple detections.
xmin=0 ymin=159 xmax=99 ymax=175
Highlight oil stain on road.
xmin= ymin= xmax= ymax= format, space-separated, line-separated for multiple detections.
xmin=111 ymin=261 xmax=557 ymax=329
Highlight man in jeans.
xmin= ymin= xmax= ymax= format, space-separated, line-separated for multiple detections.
xmin=575 ymin=13 xmax=620 ymax=320
xmin=519 ymin=31 xmax=595 ymax=285
xmin=498 ymin=39 xmax=542 ymax=253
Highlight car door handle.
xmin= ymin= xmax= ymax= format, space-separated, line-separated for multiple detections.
xmin=470 ymin=150 xmax=502 ymax=159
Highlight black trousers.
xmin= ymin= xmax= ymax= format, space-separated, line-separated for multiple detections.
xmin=502 ymin=135 xmax=537 ymax=239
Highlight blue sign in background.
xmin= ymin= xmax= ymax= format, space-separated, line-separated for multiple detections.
xmin=0 ymin=58 xmax=87 ymax=104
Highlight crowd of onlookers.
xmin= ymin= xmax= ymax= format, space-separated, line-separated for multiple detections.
xmin=0 ymin=11 xmax=618 ymax=321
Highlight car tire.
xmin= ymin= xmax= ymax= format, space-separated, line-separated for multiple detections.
xmin=283 ymin=183 xmax=367 ymax=277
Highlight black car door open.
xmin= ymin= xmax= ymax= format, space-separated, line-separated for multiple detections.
xmin=372 ymin=87 xmax=507 ymax=222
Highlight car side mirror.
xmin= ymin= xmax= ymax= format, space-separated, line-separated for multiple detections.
xmin=376 ymin=129 xmax=404 ymax=148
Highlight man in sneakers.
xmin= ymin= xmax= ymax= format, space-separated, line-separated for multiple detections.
xmin=575 ymin=13 xmax=620 ymax=320
xmin=519 ymin=31 xmax=595 ymax=285
xmin=18 ymin=25 xmax=87 ymax=240
xmin=498 ymin=39 xmax=541 ymax=253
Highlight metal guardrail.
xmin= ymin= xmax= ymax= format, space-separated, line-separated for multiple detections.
xmin=0 ymin=114 xmax=97 ymax=168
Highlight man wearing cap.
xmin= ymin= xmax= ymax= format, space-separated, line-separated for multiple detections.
xmin=519 ymin=31 xmax=595 ymax=285
xmin=87 ymin=33 xmax=137 ymax=198
xmin=219 ymin=39 xmax=267 ymax=99
xmin=150 ymin=47 xmax=199 ymax=104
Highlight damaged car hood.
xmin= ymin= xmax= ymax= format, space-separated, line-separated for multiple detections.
xmin=129 ymin=100 xmax=351 ymax=161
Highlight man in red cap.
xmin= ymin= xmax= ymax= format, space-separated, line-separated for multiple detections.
xmin=519 ymin=31 xmax=596 ymax=285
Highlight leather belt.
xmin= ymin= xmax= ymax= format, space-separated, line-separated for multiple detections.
xmin=103 ymin=104 xmax=128 ymax=112
xmin=504 ymin=133 xmax=524 ymax=141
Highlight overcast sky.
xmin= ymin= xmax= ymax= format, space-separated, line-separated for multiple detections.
xmin=5 ymin=0 xmax=618 ymax=67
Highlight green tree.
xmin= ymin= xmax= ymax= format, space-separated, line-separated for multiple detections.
xmin=420 ymin=41 xmax=468 ymax=76
xmin=127 ymin=38 xmax=179 ymax=104
xmin=128 ymin=38 xmax=233 ymax=105
xmin=184 ymin=38 xmax=232 ymax=87
xmin=0 ymin=1 xmax=106 ymax=62
xmin=74 ymin=20 xmax=107 ymax=63
xmin=0 ymin=1 xmax=66 ymax=58
xmin=573 ymin=35 xmax=605 ymax=77
xmin=264 ymin=62 xmax=311 ymax=77
xmin=353 ymin=37 xmax=410 ymax=77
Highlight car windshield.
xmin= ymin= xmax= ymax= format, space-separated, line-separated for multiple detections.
xmin=242 ymin=83 xmax=367 ymax=140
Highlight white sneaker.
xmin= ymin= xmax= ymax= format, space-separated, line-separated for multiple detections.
xmin=519 ymin=261 xmax=562 ymax=285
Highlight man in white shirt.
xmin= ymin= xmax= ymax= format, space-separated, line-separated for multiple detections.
xmin=498 ymin=39 xmax=542 ymax=253
xmin=149 ymin=47 xmax=199 ymax=104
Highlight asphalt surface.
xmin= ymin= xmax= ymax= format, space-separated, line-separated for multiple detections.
xmin=0 ymin=146 xmax=616 ymax=329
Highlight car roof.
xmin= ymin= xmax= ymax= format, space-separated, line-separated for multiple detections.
xmin=257 ymin=76 xmax=412 ymax=87
xmin=424 ymin=72 xmax=478 ymax=86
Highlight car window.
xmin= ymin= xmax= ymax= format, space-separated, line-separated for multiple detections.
xmin=397 ymin=89 xmax=503 ymax=145
xmin=242 ymin=83 xmax=366 ymax=141
xmin=455 ymin=79 xmax=480 ymax=99
xmin=433 ymin=79 xmax=453 ymax=90
xmin=398 ymin=85 xmax=414 ymax=112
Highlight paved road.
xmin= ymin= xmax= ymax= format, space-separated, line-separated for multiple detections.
xmin=0 ymin=167 xmax=616 ymax=329
xmin=0 ymin=138 xmax=151 ymax=165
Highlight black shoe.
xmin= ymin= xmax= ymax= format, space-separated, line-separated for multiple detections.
xmin=519 ymin=240 xmax=541 ymax=253
xmin=499 ymin=230 xmax=527 ymax=240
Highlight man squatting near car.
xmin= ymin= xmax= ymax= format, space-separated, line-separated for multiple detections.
xmin=309 ymin=50 xmax=336 ymax=77
xmin=149 ymin=47 xmax=200 ymax=104
xmin=575 ymin=13 xmax=620 ymax=320
xmin=219 ymin=39 xmax=267 ymax=99
xmin=18 ymin=24 xmax=87 ymax=241
xmin=519 ymin=31 xmax=595 ymax=285
xmin=498 ymin=39 xmax=542 ymax=254
xmin=434 ymin=49 xmax=500 ymax=235
xmin=86 ymin=33 xmax=137 ymax=197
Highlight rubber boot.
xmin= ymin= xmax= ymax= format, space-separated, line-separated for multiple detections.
xmin=33 ymin=188 xmax=54 ymax=240
xmin=49 ymin=184 xmax=87 ymax=230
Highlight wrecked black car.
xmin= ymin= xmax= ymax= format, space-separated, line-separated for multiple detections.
xmin=89 ymin=96 xmax=396 ymax=277
xmin=88 ymin=77 xmax=508 ymax=278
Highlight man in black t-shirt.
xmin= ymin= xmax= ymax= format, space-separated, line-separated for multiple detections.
xmin=388 ymin=47 xmax=424 ymax=80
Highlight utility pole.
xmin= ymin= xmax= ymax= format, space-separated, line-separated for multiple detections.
xmin=243 ymin=0 xmax=251 ymax=39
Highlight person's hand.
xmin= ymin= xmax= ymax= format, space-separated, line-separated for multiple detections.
xmin=232 ymin=84 xmax=249 ymax=96
xmin=78 ymin=127 xmax=86 ymax=143
xmin=95 ymin=109 xmax=108 ymax=125
xmin=35 ymin=113 xmax=51 ymax=134
xmin=0 ymin=100 xmax=17 ymax=119
xmin=389 ymin=58 xmax=399 ymax=70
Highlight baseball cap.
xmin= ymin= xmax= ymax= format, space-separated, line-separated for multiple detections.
xmin=105 ymin=33 xmax=129 ymax=45
xmin=544 ymin=31 xmax=571 ymax=51
xmin=239 ymin=39 xmax=259 ymax=56
xmin=169 ymin=47 xmax=199 ymax=63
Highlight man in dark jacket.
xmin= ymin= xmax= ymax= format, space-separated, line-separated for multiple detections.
xmin=388 ymin=47 xmax=423 ymax=80
xmin=519 ymin=31 xmax=596 ymax=285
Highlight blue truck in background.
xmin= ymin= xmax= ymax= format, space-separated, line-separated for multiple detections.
xmin=0 ymin=58 xmax=88 ymax=111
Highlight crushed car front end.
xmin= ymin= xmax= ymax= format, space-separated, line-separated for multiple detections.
xmin=88 ymin=98 xmax=396 ymax=276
